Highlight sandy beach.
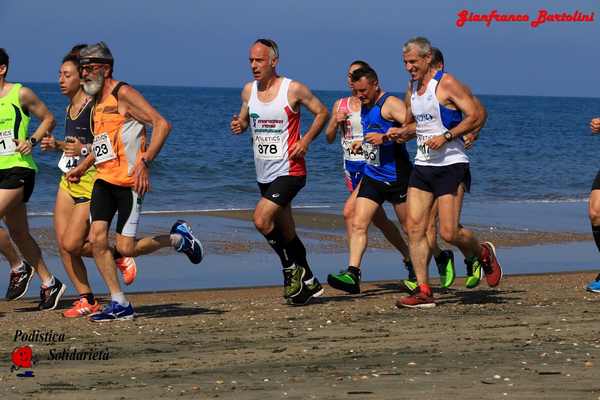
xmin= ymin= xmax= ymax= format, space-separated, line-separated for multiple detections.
xmin=1 ymin=271 xmax=599 ymax=400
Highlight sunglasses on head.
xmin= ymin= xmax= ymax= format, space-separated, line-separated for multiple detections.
xmin=255 ymin=38 xmax=279 ymax=58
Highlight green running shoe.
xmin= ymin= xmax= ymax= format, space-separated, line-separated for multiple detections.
xmin=283 ymin=264 xmax=305 ymax=299
xmin=288 ymin=276 xmax=324 ymax=305
xmin=399 ymin=278 xmax=418 ymax=294
xmin=465 ymin=257 xmax=482 ymax=289
xmin=327 ymin=269 xmax=360 ymax=294
xmin=436 ymin=250 xmax=455 ymax=289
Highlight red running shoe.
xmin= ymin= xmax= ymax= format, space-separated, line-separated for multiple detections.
xmin=480 ymin=242 xmax=502 ymax=287
xmin=396 ymin=290 xmax=436 ymax=309
xmin=116 ymin=257 xmax=137 ymax=286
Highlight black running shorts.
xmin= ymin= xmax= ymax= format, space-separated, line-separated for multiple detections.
xmin=0 ymin=167 xmax=35 ymax=203
xmin=592 ymin=170 xmax=600 ymax=191
xmin=90 ymin=179 xmax=143 ymax=237
xmin=258 ymin=175 xmax=306 ymax=207
xmin=408 ymin=163 xmax=471 ymax=198
xmin=357 ymin=174 xmax=408 ymax=205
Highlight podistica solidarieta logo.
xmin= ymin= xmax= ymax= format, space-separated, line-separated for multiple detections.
xmin=9 ymin=329 xmax=111 ymax=378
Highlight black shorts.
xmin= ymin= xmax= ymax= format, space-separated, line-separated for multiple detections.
xmin=357 ymin=175 xmax=408 ymax=205
xmin=592 ymin=170 xmax=600 ymax=191
xmin=258 ymin=175 xmax=306 ymax=207
xmin=90 ymin=179 xmax=143 ymax=237
xmin=409 ymin=163 xmax=471 ymax=198
xmin=0 ymin=167 xmax=35 ymax=203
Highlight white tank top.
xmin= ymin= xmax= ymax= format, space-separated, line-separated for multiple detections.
xmin=248 ymin=77 xmax=306 ymax=183
xmin=410 ymin=73 xmax=469 ymax=166
xmin=337 ymin=97 xmax=364 ymax=162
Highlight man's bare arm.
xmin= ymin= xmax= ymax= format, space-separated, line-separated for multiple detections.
xmin=439 ymin=74 xmax=481 ymax=139
xmin=20 ymin=86 xmax=55 ymax=142
xmin=231 ymin=83 xmax=252 ymax=134
xmin=325 ymin=99 xmax=341 ymax=144
xmin=119 ymin=85 xmax=171 ymax=163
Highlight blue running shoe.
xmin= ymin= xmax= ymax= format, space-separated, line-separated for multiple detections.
xmin=586 ymin=273 xmax=600 ymax=293
xmin=171 ymin=220 xmax=204 ymax=264
xmin=89 ymin=301 xmax=135 ymax=322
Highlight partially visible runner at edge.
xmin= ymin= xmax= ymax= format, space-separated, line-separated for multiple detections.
xmin=68 ymin=42 xmax=204 ymax=322
xmin=325 ymin=61 xmax=417 ymax=293
xmin=397 ymin=37 xmax=502 ymax=309
xmin=329 ymin=65 xmax=415 ymax=294
xmin=230 ymin=38 xmax=329 ymax=305
xmin=0 ymin=47 xmax=67 ymax=310
xmin=40 ymin=45 xmax=139 ymax=318
xmin=586 ymin=116 xmax=600 ymax=293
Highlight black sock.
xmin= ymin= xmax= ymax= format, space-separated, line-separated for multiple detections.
xmin=348 ymin=266 xmax=361 ymax=280
xmin=80 ymin=293 xmax=95 ymax=304
xmin=593 ymin=226 xmax=600 ymax=252
xmin=286 ymin=235 xmax=313 ymax=279
xmin=264 ymin=227 xmax=293 ymax=268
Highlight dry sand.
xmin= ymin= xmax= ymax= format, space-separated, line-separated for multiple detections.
xmin=1 ymin=272 xmax=599 ymax=400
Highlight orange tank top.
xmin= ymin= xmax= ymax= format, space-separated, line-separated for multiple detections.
xmin=92 ymin=82 xmax=146 ymax=187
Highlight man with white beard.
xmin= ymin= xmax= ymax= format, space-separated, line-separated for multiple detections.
xmin=68 ymin=42 xmax=204 ymax=321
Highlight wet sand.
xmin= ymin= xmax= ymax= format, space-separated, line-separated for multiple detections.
xmin=26 ymin=209 xmax=593 ymax=258
xmin=1 ymin=272 xmax=599 ymax=399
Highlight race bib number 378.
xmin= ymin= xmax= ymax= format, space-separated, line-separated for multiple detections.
xmin=93 ymin=133 xmax=116 ymax=165
xmin=254 ymin=134 xmax=283 ymax=160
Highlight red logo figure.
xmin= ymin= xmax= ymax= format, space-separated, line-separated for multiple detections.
xmin=11 ymin=346 xmax=32 ymax=369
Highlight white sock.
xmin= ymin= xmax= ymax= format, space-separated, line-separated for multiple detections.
xmin=41 ymin=275 xmax=55 ymax=288
xmin=170 ymin=233 xmax=183 ymax=249
xmin=11 ymin=261 xmax=25 ymax=273
xmin=111 ymin=292 xmax=129 ymax=307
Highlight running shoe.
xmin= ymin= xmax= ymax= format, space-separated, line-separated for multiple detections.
xmin=327 ymin=268 xmax=360 ymax=294
xmin=464 ymin=255 xmax=483 ymax=289
xmin=436 ymin=250 xmax=455 ymax=289
xmin=288 ymin=276 xmax=324 ymax=306
xmin=89 ymin=301 xmax=135 ymax=322
xmin=5 ymin=261 xmax=35 ymax=301
xmin=396 ymin=287 xmax=436 ymax=309
xmin=400 ymin=259 xmax=418 ymax=294
xmin=480 ymin=242 xmax=503 ymax=287
xmin=398 ymin=279 xmax=418 ymax=295
xmin=283 ymin=264 xmax=305 ymax=299
xmin=38 ymin=278 xmax=67 ymax=310
xmin=586 ymin=273 xmax=600 ymax=293
xmin=115 ymin=257 xmax=137 ymax=286
xmin=62 ymin=298 xmax=101 ymax=318
xmin=171 ymin=220 xmax=204 ymax=264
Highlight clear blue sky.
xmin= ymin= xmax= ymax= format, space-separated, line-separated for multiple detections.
xmin=1 ymin=0 xmax=598 ymax=97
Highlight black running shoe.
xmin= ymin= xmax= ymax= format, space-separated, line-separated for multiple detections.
xmin=327 ymin=269 xmax=360 ymax=294
xmin=38 ymin=278 xmax=67 ymax=311
xmin=5 ymin=261 xmax=35 ymax=301
xmin=288 ymin=276 xmax=324 ymax=306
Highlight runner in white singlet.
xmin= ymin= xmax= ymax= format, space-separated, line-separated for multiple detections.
xmin=231 ymin=39 xmax=329 ymax=305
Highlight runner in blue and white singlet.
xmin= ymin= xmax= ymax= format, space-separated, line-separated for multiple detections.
xmin=337 ymin=96 xmax=365 ymax=191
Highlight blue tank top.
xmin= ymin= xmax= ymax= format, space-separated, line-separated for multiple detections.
xmin=361 ymin=93 xmax=412 ymax=183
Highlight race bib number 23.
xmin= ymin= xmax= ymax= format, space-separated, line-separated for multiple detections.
xmin=93 ymin=133 xmax=116 ymax=165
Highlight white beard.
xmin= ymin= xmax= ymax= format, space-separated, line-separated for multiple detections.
xmin=82 ymin=75 xmax=104 ymax=96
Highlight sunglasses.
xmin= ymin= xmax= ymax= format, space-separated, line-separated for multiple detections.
xmin=255 ymin=38 xmax=279 ymax=59
xmin=79 ymin=64 xmax=105 ymax=74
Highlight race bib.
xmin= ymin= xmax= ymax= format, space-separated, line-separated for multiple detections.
xmin=342 ymin=138 xmax=364 ymax=162
xmin=0 ymin=130 xmax=17 ymax=156
xmin=417 ymin=134 xmax=434 ymax=160
xmin=93 ymin=133 xmax=116 ymax=165
xmin=58 ymin=152 xmax=80 ymax=173
xmin=254 ymin=134 xmax=283 ymax=160
xmin=362 ymin=142 xmax=380 ymax=167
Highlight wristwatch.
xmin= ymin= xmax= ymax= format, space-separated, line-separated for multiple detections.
xmin=28 ymin=137 xmax=38 ymax=147
xmin=443 ymin=131 xmax=453 ymax=142
xmin=81 ymin=146 xmax=89 ymax=157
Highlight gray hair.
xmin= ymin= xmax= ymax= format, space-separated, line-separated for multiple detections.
xmin=402 ymin=37 xmax=432 ymax=57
